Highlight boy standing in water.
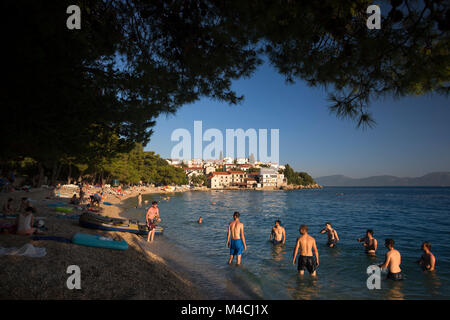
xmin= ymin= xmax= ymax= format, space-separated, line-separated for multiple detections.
xmin=320 ymin=222 xmax=339 ymax=247
xmin=379 ymin=239 xmax=403 ymax=280
xmin=293 ymin=225 xmax=319 ymax=276
xmin=270 ymin=220 xmax=286 ymax=245
xmin=417 ymin=242 xmax=436 ymax=272
xmin=227 ymin=212 xmax=247 ymax=265
xmin=357 ymin=229 xmax=378 ymax=255
xmin=146 ymin=201 xmax=161 ymax=242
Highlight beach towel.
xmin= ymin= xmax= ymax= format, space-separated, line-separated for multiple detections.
xmin=56 ymin=214 xmax=81 ymax=220
xmin=32 ymin=236 xmax=72 ymax=243
xmin=0 ymin=243 xmax=46 ymax=257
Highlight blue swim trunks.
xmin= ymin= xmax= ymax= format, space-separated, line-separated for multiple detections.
xmin=230 ymin=238 xmax=244 ymax=256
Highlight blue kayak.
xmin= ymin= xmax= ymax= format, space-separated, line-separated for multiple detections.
xmin=72 ymin=232 xmax=128 ymax=250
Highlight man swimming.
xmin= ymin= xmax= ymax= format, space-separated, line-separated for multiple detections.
xmin=379 ymin=239 xmax=403 ymax=280
xmin=292 ymin=225 xmax=319 ymax=276
xmin=320 ymin=222 xmax=339 ymax=247
xmin=417 ymin=241 xmax=436 ymax=272
xmin=146 ymin=201 xmax=161 ymax=242
xmin=270 ymin=220 xmax=286 ymax=245
xmin=357 ymin=229 xmax=378 ymax=255
xmin=226 ymin=212 xmax=247 ymax=265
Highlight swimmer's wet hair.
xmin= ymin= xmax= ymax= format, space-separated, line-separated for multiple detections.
xmin=233 ymin=211 xmax=240 ymax=218
xmin=325 ymin=222 xmax=331 ymax=226
xmin=367 ymin=229 xmax=374 ymax=235
xmin=152 ymin=201 xmax=158 ymax=205
xmin=422 ymin=241 xmax=431 ymax=250
xmin=385 ymin=239 xmax=395 ymax=247
xmin=300 ymin=225 xmax=308 ymax=232
xmin=275 ymin=220 xmax=281 ymax=225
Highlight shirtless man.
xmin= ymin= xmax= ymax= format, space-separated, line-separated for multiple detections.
xmin=226 ymin=212 xmax=247 ymax=265
xmin=270 ymin=220 xmax=286 ymax=245
xmin=146 ymin=201 xmax=161 ymax=242
xmin=320 ymin=222 xmax=339 ymax=248
xmin=357 ymin=229 xmax=378 ymax=255
xmin=137 ymin=193 xmax=142 ymax=208
xmin=379 ymin=239 xmax=403 ymax=280
xmin=293 ymin=225 xmax=319 ymax=276
xmin=417 ymin=242 xmax=436 ymax=272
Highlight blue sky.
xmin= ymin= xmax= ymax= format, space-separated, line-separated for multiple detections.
xmin=145 ymin=62 xmax=450 ymax=179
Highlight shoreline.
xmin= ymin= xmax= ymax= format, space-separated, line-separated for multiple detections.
xmin=0 ymin=187 xmax=204 ymax=299
xmin=0 ymin=184 xmax=322 ymax=299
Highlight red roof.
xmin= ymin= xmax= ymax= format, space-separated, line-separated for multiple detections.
xmin=211 ymin=172 xmax=230 ymax=175
xmin=228 ymin=171 xmax=245 ymax=174
xmin=185 ymin=167 xmax=203 ymax=171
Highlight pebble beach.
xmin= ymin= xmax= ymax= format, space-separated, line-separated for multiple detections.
xmin=0 ymin=186 xmax=203 ymax=300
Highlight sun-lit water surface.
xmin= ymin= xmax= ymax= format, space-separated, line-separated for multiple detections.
xmin=122 ymin=187 xmax=450 ymax=299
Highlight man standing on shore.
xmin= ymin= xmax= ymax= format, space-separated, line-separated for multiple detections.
xmin=293 ymin=225 xmax=319 ymax=276
xmin=146 ymin=201 xmax=161 ymax=242
xmin=137 ymin=193 xmax=142 ymax=208
xmin=227 ymin=212 xmax=247 ymax=265
xmin=379 ymin=239 xmax=403 ymax=280
xmin=270 ymin=220 xmax=286 ymax=245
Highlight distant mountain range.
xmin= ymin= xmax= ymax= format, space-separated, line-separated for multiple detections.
xmin=315 ymin=172 xmax=450 ymax=187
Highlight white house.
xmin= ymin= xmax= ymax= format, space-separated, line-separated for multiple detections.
xmin=259 ymin=168 xmax=278 ymax=188
xmin=222 ymin=157 xmax=234 ymax=164
xmin=207 ymin=172 xmax=232 ymax=189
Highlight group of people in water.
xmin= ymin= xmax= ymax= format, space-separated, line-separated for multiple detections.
xmin=224 ymin=212 xmax=436 ymax=280
xmin=142 ymin=198 xmax=436 ymax=281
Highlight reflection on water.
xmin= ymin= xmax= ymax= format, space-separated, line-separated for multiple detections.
xmin=291 ymin=276 xmax=321 ymax=300
xmin=384 ymin=280 xmax=405 ymax=300
xmin=270 ymin=244 xmax=286 ymax=262
xmin=122 ymin=187 xmax=450 ymax=299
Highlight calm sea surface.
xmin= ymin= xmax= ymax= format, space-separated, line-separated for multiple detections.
xmin=122 ymin=187 xmax=450 ymax=300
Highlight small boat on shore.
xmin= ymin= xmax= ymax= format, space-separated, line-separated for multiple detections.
xmin=79 ymin=211 xmax=163 ymax=235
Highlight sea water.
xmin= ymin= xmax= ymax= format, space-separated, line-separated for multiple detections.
xmin=122 ymin=187 xmax=450 ymax=300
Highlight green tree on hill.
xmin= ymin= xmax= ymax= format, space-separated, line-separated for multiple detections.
xmin=282 ymin=164 xmax=316 ymax=186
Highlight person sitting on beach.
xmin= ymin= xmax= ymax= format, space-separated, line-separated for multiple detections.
xmin=198 ymin=216 xmax=203 ymax=224
xmin=70 ymin=194 xmax=80 ymax=205
xmin=19 ymin=197 xmax=30 ymax=212
xmin=293 ymin=225 xmax=319 ymax=276
xmin=417 ymin=241 xmax=436 ymax=272
xmin=379 ymin=239 xmax=403 ymax=281
xmin=320 ymin=222 xmax=339 ymax=248
xmin=227 ymin=212 xmax=247 ymax=265
xmin=146 ymin=201 xmax=161 ymax=242
xmin=15 ymin=207 xmax=36 ymax=235
xmin=90 ymin=193 xmax=102 ymax=207
xmin=270 ymin=220 xmax=286 ymax=245
xmin=2 ymin=198 xmax=15 ymax=213
xmin=357 ymin=229 xmax=378 ymax=255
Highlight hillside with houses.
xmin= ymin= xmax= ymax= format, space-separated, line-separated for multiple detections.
xmin=166 ymin=157 xmax=321 ymax=190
